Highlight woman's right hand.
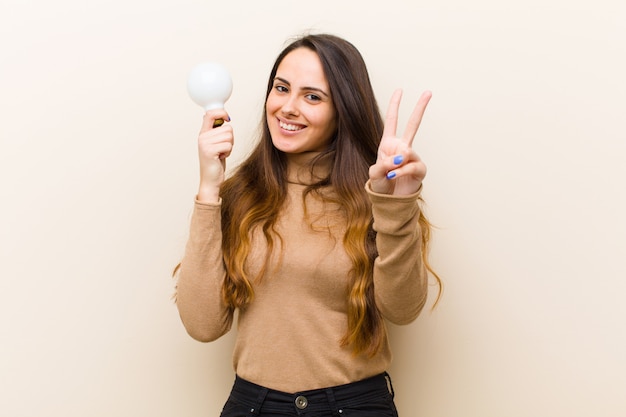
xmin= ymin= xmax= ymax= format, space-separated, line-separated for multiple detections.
xmin=197 ymin=109 xmax=233 ymax=203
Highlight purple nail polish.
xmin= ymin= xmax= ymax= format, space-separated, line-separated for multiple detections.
xmin=386 ymin=171 xmax=396 ymax=180
xmin=393 ymin=155 xmax=404 ymax=165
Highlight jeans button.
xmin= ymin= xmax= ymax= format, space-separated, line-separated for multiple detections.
xmin=295 ymin=395 xmax=308 ymax=409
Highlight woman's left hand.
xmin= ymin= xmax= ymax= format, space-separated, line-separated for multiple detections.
xmin=369 ymin=89 xmax=432 ymax=195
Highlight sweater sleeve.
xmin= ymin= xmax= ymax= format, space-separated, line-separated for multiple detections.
xmin=366 ymin=181 xmax=428 ymax=325
xmin=175 ymin=199 xmax=234 ymax=342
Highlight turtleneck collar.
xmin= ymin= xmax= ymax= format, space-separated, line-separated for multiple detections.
xmin=285 ymin=151 xmax=332 ymax=186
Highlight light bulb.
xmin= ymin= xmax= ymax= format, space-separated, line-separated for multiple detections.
xmin=186 ymin=62 xmax=233 ymax=111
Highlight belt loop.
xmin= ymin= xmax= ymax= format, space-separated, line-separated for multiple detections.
xmin=249 ymin=386 xmax=268 ymax=416
xmin=325 ymin=387 xmax=342 ymax=417
xmin=384 ymin=372 xmax=395 ymax=399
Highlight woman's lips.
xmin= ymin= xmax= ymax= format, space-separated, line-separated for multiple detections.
xmin=279 ymin=119 xmax=306 ymax=132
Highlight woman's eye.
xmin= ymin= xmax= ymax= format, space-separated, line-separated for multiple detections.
xmin=275 ymin=85 xmax=288 ymax=93
xmin=306 ymin=93 xmax=321 ymax=101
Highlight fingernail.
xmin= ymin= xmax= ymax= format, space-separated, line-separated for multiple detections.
xmin=227 ymin=116 xmax=231 ymax=122
xmin=393 ymin=155 xmax=404 ymax=165
xmin=386 ymin=171 xmax=396 ymax=180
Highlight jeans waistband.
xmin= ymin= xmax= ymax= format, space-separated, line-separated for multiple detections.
xmin=227 ymin=372 xmax=394 ymax=414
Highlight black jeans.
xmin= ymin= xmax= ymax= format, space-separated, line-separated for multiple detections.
xmin=219 ymin=372 xmax=398 ymax=417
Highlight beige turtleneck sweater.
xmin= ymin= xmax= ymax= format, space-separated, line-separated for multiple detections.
xmin=176 ymin=154 xmax=428 ymax=393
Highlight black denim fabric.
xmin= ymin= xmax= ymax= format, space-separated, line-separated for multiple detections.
xmin=219 ymin=373 xmax=398 ymax=417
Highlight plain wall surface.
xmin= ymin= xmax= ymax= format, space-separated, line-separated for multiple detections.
xmin=1 ymin=0 xmax=625 ymax=416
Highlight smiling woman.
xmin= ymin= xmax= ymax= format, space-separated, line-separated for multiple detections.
xmin=266 ymin=48 xmax=337 ymax=153
xmin=174 ymin=33 xmax=441 ymax=417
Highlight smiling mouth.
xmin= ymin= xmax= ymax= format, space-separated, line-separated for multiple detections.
xmin=279 ymin=120 xmax=305 ymax=132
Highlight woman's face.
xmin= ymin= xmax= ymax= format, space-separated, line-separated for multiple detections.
xmin=266 ymin=47 xmax=337 ymax=154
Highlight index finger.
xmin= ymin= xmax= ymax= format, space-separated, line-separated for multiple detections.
xmin=200 ymin=110 xmax=229 ymax=134
xmin=403 ymin=91 xmax=432 ymax=146
xmin=382 ymin=89 xmax=403 ymax=139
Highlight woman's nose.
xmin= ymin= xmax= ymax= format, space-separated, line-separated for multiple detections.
xmin=280 ymin=95 xmax=299 ymax=117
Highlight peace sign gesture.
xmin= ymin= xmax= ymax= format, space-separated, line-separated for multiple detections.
xmin=369 ymin=89 xmax=432 ymax=195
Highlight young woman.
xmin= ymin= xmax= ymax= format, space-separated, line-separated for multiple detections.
xmin=175 ymin=33 xmax=441 ymax=417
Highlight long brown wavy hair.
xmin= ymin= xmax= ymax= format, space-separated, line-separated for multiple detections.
xmin=219 ymin=34 xmax=441 ymax=356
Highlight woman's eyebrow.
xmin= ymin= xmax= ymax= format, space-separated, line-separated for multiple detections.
xmin=273 ymin=77 xmax=330 ymax=98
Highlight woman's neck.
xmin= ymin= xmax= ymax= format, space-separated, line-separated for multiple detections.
xmin=285 ymin=151 xmax=331 ymax=185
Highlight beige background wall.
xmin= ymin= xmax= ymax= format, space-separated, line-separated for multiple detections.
xmin=1 ymin=0 xmax=624 ymax=416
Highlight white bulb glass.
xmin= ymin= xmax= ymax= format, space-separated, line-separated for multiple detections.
xmin=186 ymin=62 xmax=233 ymax=110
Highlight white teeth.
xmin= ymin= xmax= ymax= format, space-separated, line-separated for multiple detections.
xmin=279 ymin=120 xmax=304 ymax=131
